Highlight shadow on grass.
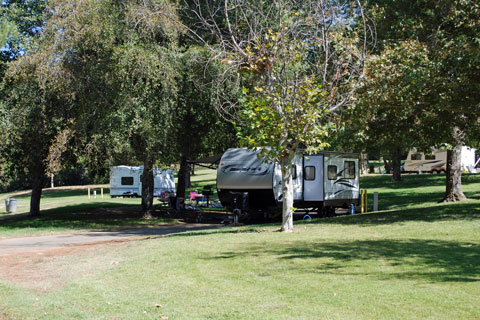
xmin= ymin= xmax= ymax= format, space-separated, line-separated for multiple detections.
xmin=208 ymin=239 xmax=480 ymax=283
xmin=0 ymin=202 xmax=175 ymax=231
xmin=167 ymin=225 xmax=263 ymax=239
xmin=307 ymin=201 xmax=480 ymax=226
xmin=360 ymin=173 xmax=480 ymax=190
xmin=372 ymin=190 xmax=446 ymax=210
xmin=358 ymin=174 xmax=480 ymax=211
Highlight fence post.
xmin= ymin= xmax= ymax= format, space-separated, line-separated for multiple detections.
xmin=360 ymin=190 xmax=364 ymax=213
xmin=373 ymin=192 xmax=378 ymax=211
xmin=88 ymin=187 xmax=91 ymax=199
xmin=101 ymin=188 xmax=104 ymax=198
xmin=365 ymin=190 xmax=368 ymax=213
xmin=361 ymin=190 xmax=368 ymax=213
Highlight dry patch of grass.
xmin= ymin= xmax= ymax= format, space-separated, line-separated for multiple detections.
xmin=0 ymin=240 xmax=131 ymax=291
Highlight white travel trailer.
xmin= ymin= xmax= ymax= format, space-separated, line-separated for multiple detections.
xmin=403 ymin=147 xmax=477 ymax=173
xmin=217 ymin=148 xmax=360 ymax=216
xmin=109 ymin=166 xmax=175 ymax=197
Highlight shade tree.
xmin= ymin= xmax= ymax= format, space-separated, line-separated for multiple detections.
xmin=365 ymin=0 xmax=480 ymax=201
xmin=191 ymin=0 xmax=372 ymax=231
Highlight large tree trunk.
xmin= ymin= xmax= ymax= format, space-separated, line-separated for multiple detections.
xmin=383 ymin=158 xmax=391 ymax=174
xmin=30 ymin=173 xmax=44 ymax=216
xmin=186 ymin=164 xmax=192 ymax=188
xmin=391 ymin=148 xmax=403 ymax=182
xmin=443 ymin=139 xmax=467 ymax=202
xmin=141 ymin=158 xmax=155 ymax=218
xmin=177 ymin=155 xmax=189 ymax=202
xmin=280 ymin=150 xmax=296 ymax=233
xmin=360 ymin=153 xmax=368 ymax=175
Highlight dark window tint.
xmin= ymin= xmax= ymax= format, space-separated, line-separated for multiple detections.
xmin=328 ymin=165 xmax=337 ymax=180
xmin=121 ymin=177 xmax=134 ymax=185
xmin=292 ymin=165 xmax=297 ymax=180
xmin=411 ymin=153 xmax=422 ymax=160
xmin=345 ymin=161 xmax=356 ymax=179
xmin=304 ymin=166 xmax=315 ymax=180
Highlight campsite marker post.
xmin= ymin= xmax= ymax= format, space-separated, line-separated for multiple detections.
xmin=361 ymin=190 xmax=368 ymax=213
xmin=373 ymin=192 xmax=378 ymax=211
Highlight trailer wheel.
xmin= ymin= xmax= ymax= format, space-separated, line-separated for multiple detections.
xmin=432 ymin=170 xmax=438 ymax=174
xmin=317 ymin=207 xmax=327 ymax=218
xmin=327 ymin=207 xmax=335 ymax=217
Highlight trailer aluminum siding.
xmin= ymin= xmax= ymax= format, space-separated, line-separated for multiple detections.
xmin=217 ymin=149 xmax=360 ymax=211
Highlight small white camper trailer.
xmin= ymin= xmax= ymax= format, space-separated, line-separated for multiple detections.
xmin=217 ymin=148 xmax=360 ymax=217
xmin=109 ymin=166 xmax=175 ymax=197
xmin=403 ymin=147 xmax=477 ymax=173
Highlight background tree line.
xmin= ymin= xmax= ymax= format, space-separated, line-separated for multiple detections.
xmin=0 ymin=0 xmax=479 ymax=225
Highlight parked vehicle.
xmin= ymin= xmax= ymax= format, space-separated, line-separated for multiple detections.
xmin=216 ymin=148 xmax=360 ymax=217
xmin=109 ymin=166 xmax=175 ymax=197
xmin=403 ymin=147 xmax=477 ymax=173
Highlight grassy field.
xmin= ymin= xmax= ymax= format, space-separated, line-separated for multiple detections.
xmin=0 ymin=168 xmax=219 ymax=238
xmin=0 ymin=173 xmax=479 ymax=319
xmin=0 ymin=189 xmax=176 ymax=238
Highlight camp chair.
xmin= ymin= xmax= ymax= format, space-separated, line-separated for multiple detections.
xmin=189 ymin=191 xmax=197 ymax=201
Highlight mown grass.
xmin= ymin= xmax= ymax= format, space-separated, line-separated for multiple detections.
xmin=0 ymin=189 xmax=174 ymax=237
xmin=361 ymin=173 xmax=480 ymax=211
xmin=1 ymin=201 xmax=479 ymax=319
xmin=0 ymin=173 xmax=479 ymax=319
xmin=0 ymin=167 xmax=219 ymax=237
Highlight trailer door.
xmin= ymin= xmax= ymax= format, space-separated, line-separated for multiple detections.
xmin=303 ymin=156 xmax=324 ymax=201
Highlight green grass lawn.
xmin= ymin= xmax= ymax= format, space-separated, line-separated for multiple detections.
xmin=0 ymin=188 xmax=176 ymax=238
xmin=0 ymin=173 xmax=479 ymax=319
xmin=0 ymin=167 xmax=220 ymax=237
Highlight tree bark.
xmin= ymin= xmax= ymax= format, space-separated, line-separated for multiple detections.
xmin=360 ymin=153 xmax=368 ymax=175
xmin=383 ymin=158 xmax=391 ymax=174
xmin=186 ymin=164 xmax=192 ymax=188
xmin=177 ymin=155 xmax=188 ymax=202
xmin=443 ymin=139 xmax=467 ymax=202
xmin=30 ymin=173 xmax=44 ymax=216
xmin=141 ymin=157 xmax=155 ymax=218
xmin=280 ymin=150 xmax=295 ymax=233
xmin=391 ymin=148 xmax=403 ymax=182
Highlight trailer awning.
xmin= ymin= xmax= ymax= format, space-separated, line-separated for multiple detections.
xmin=187 ymin=154 xmax=223 ymax=169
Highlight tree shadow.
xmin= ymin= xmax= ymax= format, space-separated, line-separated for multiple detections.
xmin=310 ymin=201 xmax=480 ymax=226
xmin=206 ymin=239 xmax=480 ymax=283
xmin=360 ymin=173 xmax=480 ymax=190
xmin=0 ymin=202 xmax=164 ymax=231
xmin=372 ymin=190 xmax=446 ymax=209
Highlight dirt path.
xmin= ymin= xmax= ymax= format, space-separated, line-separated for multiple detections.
xmin=0 ymin=223 xmax=222 ymax=256
xmin=0 ymin=224 xmax=224 ymax=288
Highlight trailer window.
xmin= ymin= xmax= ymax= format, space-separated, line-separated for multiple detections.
xmin=411 ymin=153 xmax=422 ymax=160
xmin=328 ymin=165 xmax=337 ymax=180
xmin=344 ymin=161 xmax=356 ymax=179
xmin=425 ymin=154 xmax=435 ymax=160
xmin=121 ymin=177 xmax=134 ymax=185
xmin=304 ymin=166 xmax=315 ymax=180
xmin=292 ymin=165 xmax=297 ymax=180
